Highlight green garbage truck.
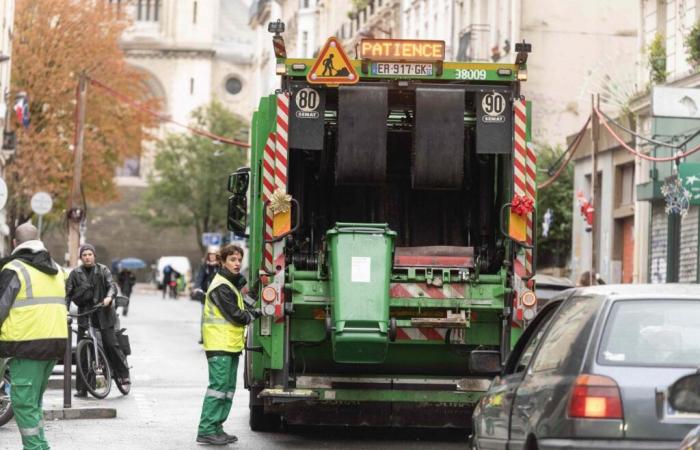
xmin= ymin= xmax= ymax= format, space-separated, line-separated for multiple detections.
xmin=226 ymin=32 xmax=538 ymax=429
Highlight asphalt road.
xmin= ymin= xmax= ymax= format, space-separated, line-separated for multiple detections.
xmin=0 ymin=285 xmax=468 ymax=449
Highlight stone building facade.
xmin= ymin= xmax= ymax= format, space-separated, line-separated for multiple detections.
xmin=44 ymin=0 xmax=255 ymax=270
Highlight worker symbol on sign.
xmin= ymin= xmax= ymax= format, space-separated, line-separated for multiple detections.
xmin=308 ymin=37 xmax=359 ymax=85
xmin=322 ymin=54 xmax=335 ymax=76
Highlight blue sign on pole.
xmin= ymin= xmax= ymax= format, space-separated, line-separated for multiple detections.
xmin=201 ymin=232 xmax=223 ymax=247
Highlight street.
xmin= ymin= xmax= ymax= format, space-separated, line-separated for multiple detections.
xmin=0 ymin=285 xmax=467 ymax=450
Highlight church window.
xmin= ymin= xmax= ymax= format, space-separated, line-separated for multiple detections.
xmin=137 ymin=0 xmax=161 ymax=22
xmin=225 ymin=77 xmax=242 ymax=95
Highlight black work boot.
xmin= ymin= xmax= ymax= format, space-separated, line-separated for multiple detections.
xmin=196 ymin=434 xmax=230 ymax=446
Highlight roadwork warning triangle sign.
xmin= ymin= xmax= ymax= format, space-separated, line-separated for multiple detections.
xmin=307 ymin=37 xmax=359 ymax=85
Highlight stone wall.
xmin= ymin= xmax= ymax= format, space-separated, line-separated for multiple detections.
xmin=43 ymin=186 xmax=204 ymax=281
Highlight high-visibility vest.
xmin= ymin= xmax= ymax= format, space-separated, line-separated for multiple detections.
xmin=0 ymin=259 xmax=68 ymax=359
xmin=202 ymin=273 xmax=245 ymax=353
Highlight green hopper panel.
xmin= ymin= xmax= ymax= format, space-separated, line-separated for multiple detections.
xmin=327 ymin=223 xmax=396 ymax=364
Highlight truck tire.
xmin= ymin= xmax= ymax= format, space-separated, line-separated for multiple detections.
xmin=249 ymin=389 xmax=280 ymax=432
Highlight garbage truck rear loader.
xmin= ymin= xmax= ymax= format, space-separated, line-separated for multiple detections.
xmin=227 ymin=33 xmax=537 ymax=429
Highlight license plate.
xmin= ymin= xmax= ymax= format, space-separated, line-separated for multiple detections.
xmin=371 ymin=62 xmax=433 ymax=76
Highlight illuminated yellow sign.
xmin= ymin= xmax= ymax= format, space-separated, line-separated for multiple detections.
xmin=360 ymin=39 xmax=445 ymax=62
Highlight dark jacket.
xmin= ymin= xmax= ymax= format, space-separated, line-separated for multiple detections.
xmin=0 ymin=242 xmax=67 ymax=359
xmin=194 ymin=262 xmax=219 ymax=303
xmin=117 ymin=270 xmax=136 ymax=297
xmin=66 ymin=263 xmax=118 ymax=329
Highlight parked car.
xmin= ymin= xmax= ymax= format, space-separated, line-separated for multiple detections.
xmin=470 ymin=284 xmax=700 ymax=450
xmin=669 ymin=372 xmax=700 ymax=450
xmin=154 ymin=256 xmax=192 ymax=293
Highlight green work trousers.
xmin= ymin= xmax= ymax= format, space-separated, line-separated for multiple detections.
xmin=9 ymin=358 xmax=55 ymax=450
xmin=197 ymin=354 xmax=239 ymax=437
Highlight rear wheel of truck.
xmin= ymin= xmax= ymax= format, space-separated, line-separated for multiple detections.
xmin=249 ymin=389 xmax=280 ymax=432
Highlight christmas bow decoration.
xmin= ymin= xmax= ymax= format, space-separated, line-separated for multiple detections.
xmin=511 ymin=194 xmax=534 ymax=216
xmin=269 ymin=189 xmax=292 ymax=214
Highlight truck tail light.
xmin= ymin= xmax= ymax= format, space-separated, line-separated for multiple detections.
xmin=521 ymin=290 xmax=536 ymax=307
xmin=261 ymin=286 xmax=277 ymax=303
xmin=568 ymin=374 xmax=623 ymax=419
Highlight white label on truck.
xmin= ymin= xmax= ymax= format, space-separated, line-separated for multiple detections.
xmin=351 ymin=257 xmax=371 ymax=283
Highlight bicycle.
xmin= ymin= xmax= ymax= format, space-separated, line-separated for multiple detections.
xmin=69 ymin=296 xmax=131 ymax=399
xmin=0 ymin=357 xmax=12 ymax=427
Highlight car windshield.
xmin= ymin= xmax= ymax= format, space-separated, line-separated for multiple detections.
xmin=599 ymin=299 xmax=700 ymax=367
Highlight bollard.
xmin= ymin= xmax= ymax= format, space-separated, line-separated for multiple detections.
xmin=63 ymin=318 xmax=72 ymax=408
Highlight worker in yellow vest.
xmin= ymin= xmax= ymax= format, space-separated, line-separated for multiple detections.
xmin=0 ymin=223 xmax=68 ymax=450
xmin=196 ymin=244 xmax=261 ymax=446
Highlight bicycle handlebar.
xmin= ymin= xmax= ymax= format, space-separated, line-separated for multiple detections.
xmin=68 ymin=303 xmax=104 ymax=318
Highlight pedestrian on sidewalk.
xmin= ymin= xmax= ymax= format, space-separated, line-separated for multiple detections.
xmin=193 ymin=246 xmax=220 ymax=344
xmin=196 ymin=244 xmax=261 ymax=446
xmin=116 ymin=266 xmax=136 ymax=316
xmin=0 ymin=223 xmax=68 ymax=450
xmin=66 ymin=244 xmax=130 ymax=396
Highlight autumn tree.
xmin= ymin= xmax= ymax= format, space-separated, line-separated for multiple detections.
xmin=6 ymin=0 xmax=159 ymax=242
xmin=136 ymin=101 xmax=248 ymax=252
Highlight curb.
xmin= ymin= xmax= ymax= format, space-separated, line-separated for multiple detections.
xmin=47 ymin=378 xmax=75 ymax=389
xmin=44 ymin=408 xmax=117 ymax=421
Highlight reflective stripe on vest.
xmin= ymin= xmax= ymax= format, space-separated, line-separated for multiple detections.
xmin=0 ymin=260 xmax=68 ymax=343
xmin=202 ymin=274 xmax=245 ymax=353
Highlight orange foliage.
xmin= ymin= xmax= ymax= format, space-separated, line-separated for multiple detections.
xmin=6 ymin=0 xmax=159 ymax=231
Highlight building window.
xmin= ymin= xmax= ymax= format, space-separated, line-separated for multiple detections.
xmin=301 ymin=0 xmax=309 ymax=8
xmin=193 ymin=1 xmax=198 ymax=24
xmin=116 ymin=157 xmax=140 ymax=177
xmin=616 ymin=163 xmax=635 ymax=207
xmin=190 ymin=78 xmax=194 ymax=95
xmin=225 ymin=76 xmax=242 ymax=95
xmin=136 ymin=0 xmax=161 ymax=22
xmin=301 ymin=31 xmax=309 ymax=58
xmin=108 ymin=0 xmax=123 ymax=15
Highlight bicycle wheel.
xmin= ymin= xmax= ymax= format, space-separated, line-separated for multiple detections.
xmin=76 ymin=339 xmax=112 ymax=399
xmin=114 ymin=358 xmax=131 ymax=396
xmin=0 ymin=368 xmax=12 ymax=427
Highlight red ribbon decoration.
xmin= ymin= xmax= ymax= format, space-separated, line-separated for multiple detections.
xmin=511 ymin=194 xmax=534 ymax=216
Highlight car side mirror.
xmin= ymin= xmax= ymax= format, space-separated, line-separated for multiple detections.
xmin=227 ymin=194 xmax=247 ymax=236
xmin=669 ymin=373 xmax=700 ymax=413
xmin=469 ymin=350 xmax=502 ymax=375
xmin=228 ymin=167 xmax=250 ymax=195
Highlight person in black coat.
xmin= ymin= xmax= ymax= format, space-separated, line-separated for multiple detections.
xmin=66 ymin=244 xmax=130 ymax=396
xmin=193 ymin=247 xmax=220 ymax=344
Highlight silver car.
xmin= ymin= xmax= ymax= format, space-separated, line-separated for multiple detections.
xmin=470 ymin=284 xmax=700 ymax=450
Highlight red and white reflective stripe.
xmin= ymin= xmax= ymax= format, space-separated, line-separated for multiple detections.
xmin=275 ymin=93 xmax=289 ymax=191
xmin=389 ymin=283 xmax=466 ymax=299
xmin=513 ymin=97 xmax=528 ymax=280
xmin=525 ymin=143 xmax=537 ymax=275
xmin=513 ymin=98 xmax=528 ymax=323
xmin=395 ymin=328 xmax=465 ymax=343
xmin=262 ymin=133 xmax=276 ymax=273
xmin=272 ymin=35 xmax=287 ymax=58
xmin=272 ymin=92 xmax=290 ymax=321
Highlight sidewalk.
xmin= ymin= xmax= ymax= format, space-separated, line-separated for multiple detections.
xmin=41 ymin=380 xmax=117 ymax=420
